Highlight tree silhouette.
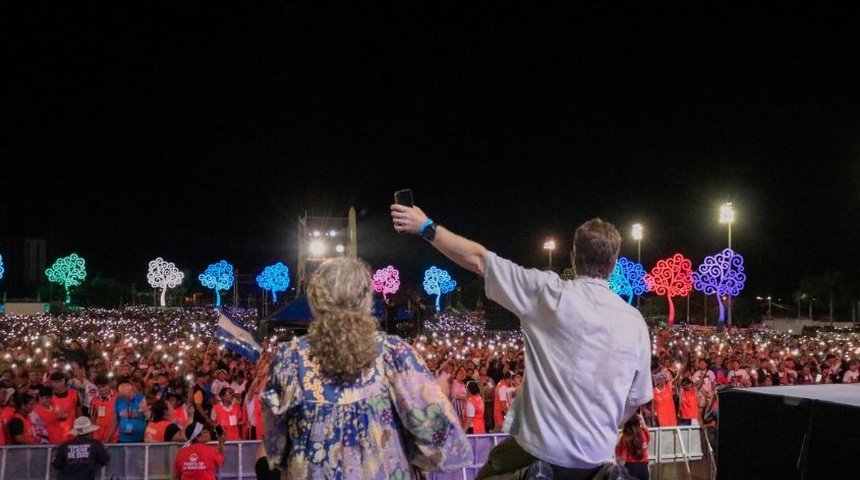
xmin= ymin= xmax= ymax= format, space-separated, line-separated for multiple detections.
xmin=692 ymin=248 xmax=746 ymax=328
xmin=147 ymin=257 xmax=185 ymax=307
xmin=423 ymin=266 xmax=456 ymax=311
xmin=45 ymin=253 xmax=88 ymax=304
xmin=608 ymin=256 xmax=649 ymax=305
xmin=372 ymin=265 xmax=400 ymax=301
xmin=644 ymin=253 xmax=693 ymax=326
xmin=198 ymin=260 xmax=235 ymax=307
xmin=256 ymin=262 xmax=290 ymax=303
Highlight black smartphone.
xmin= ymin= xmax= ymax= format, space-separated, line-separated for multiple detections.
xmin=394 ymin=189 xmax=413 ymax=206
xmin=215 ymin=425 xmax=225 ymax=436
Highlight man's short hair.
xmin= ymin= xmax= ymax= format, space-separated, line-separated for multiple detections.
xmin=49 ymin=371 xmax=66 ymax=382
xmin=39 ymin=385 xmax=54 ymax=398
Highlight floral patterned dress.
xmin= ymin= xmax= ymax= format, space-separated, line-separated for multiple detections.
xmin=261 ymin=333 xmax=473 ymax=480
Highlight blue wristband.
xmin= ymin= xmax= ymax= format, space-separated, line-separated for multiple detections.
xmin=418 ymin=218 xmax=433 ymax=235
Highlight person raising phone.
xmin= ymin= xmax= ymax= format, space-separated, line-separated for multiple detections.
xmin=392 ymin=202 xmax=653 ymax=479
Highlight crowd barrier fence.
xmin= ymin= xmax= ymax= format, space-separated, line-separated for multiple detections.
xmin=0 ymin=427 xmax=705 ymax=480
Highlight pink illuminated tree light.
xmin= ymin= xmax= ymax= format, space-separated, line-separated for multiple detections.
xmin=644 ymin=253 xmax=693 ymax=326
xmin=372 ymin=265 xmax=401 ymax=300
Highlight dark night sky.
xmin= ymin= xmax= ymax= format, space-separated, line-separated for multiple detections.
xmin=3 ymin=5 xmax=860 ymax=302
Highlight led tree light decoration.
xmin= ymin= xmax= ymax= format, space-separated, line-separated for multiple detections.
xmin=692 ymin=248 xmax=746 ymax=328
xmin=608 ymin=257 xmax=649 ymax=305
xmin=0 ymin=253 xmax=4 ymax=280
xmin=561 ymin=267 xmax=575 ymax=280
xmin=147 ymin=257 xmax=185 ymax=307
xmin=256 ymin=262 xmax=290 ymax=303
xmin=198 ymin=260 xmax=235 ymax=307
xmin=643 ymin=253 xmax=693 ymax=327
xmin=423 ymin=266 xmax=457 ymax=312
xmin=45 ymin=253 xmax=87 ymax=305
xmin=372 ymin=265 xmax=401 ymax=301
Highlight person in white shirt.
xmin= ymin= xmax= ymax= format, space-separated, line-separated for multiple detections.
xmin=210 ymin=369 xmax=231 ymax=399
xmin=842 ymin=360 xmax=859 ymax=384
xmin=392 ymin=205 xmax=653 ymax=479
xmin=726 ymin=359 xmax=752 ymax=388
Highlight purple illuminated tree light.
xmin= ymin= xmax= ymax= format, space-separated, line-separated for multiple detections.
xmin=257 ymin=262 xmax=290 ymax=303
xmin=199 ymin=260 xmax=235 ymax=308
xmin=423 ymin=266 xmax=457 ymax=312
xmin=372 ymin=265 xmax=400 ymax=301
xmin=692 ymin=248 xmax=746 ymax=328
xmin=608 ymin=256 xmax=649 ymax=305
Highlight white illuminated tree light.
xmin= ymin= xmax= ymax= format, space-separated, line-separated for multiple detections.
xmin=147 ymin=257 xmax=185 ymax=307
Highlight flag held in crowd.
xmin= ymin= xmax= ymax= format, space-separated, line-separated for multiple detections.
xmin=216 ymin=309 xmax=262 ymax=360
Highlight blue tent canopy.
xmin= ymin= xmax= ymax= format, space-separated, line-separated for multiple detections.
xmin=264 ymin=295 xmax=406 ymax=325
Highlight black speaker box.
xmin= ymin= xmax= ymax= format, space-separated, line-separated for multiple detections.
xmin=717 ymin=384 xmax=860 ymax=480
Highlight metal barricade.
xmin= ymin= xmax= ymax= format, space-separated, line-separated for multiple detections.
xmin=0 ymin=428 xmax=704 ymax=480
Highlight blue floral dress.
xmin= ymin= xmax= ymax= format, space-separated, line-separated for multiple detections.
xmin=261 ymin=333 xmax=473 ymax=479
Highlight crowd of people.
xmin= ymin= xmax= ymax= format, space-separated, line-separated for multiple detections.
xmin=0 ymin=299 xmax=858 ymax=477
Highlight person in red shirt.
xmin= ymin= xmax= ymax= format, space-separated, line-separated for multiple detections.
xmin=463 ymin=381 xmax=486 ymax=434
xmin=90 ymin=375 xmax=118 ymax=443
xmin=33 ymin=385 xmax=68 ymax=444
xmin=0 ymin=385 xmax=16 ymax=445
xmin=678 ymin=378 xmax=701 ymax=426
xmin=615 ymin=413 xmax=651 ymax=480
xmin=50 ymin=371 xmax=81 ymax=444
xmin=210 ymin=388 xmax=242 ymax=441
xmin=173 ymin=422 xmax=226 ymax=480
xmin=651 ymin=373 xmax=677 ymax=427
xmin=7 ymin=392 xmax=39 ymax=444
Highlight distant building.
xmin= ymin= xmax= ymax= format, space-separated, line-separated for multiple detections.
xmin=0 ymin=236 xmax=47 ymax=299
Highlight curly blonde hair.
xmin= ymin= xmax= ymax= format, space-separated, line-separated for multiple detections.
xmin=306 ymin=257 xmax=379 ymax=382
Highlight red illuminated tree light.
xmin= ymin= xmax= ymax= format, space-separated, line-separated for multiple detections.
xmin=643 ymin=253 xmax=693 ymax=326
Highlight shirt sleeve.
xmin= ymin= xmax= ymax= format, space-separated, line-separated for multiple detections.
xmin=52 ymin=444 xmax=67 ymax=470
xmin=384 ymin=336 xmax=473 ymax=472
xmin=94 ymin=440 xmax=111 ymax=466
xmin=260 ymin=340 xmax=302 ymax=470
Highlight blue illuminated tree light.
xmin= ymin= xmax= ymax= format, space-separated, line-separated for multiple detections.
xmin=423 ymin=266 xmax=457 ymax=312
xmin=692 ymin=248 xmax=746 ymax=326
xmin=45 ymin=253 xmax=88 ymax=305
xmin=199 ymin=260 xmax=235 ymax=307
xmin=608 ymin=256 xmax=649 ymax=305
xmin=257 ymin=262 xmax=290 ymax=303
xmin=0 ymin=253 xmax=4 ymax=281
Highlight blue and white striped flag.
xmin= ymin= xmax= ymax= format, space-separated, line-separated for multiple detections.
xmin=215 ymin=309 xmax=262 ymax=360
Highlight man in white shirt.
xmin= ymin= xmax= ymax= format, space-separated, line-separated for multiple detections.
xmin=842 ymin=360 xmax=859 ymax=384
xmin=392 ymin=206 xmax=653 ymax=479
xmin=726 ymin=359 xmax=752 ymax=388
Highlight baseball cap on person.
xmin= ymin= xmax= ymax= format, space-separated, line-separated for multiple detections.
xmin=655 ymin=373 xmax=668 ymax=382
xmin=69 ymin=416 xmax=100 ymax=435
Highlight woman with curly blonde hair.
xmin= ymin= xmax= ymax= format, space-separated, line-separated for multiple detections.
xmin=258 ymin=257 xmax=472 ymax=480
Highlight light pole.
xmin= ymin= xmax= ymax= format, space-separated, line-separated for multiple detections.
xmin=767 ymin=295 xmax=772 ymax=319
xmin=543 ymin=239 xmax=556 ymax=271
xmin=719 ymin=202 xmax=735 ymax=328
xmin=631 ymin=223 xmax=643 ymax=308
